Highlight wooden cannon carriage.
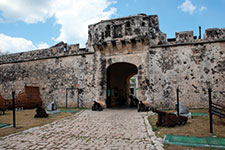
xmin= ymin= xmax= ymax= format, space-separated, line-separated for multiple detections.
xmin=153 ymin=109 xmax=188 ymax=127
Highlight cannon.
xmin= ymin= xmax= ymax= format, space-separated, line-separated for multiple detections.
xmin=153 ymin=109 xmax=188 ymax=127
xmin=92 ymin=101 xmax=105 ymax=111
xmin=138 ymin=101 xmax=150 ymax=112
xmin=34 ymin=105 xmax=48 ymax=118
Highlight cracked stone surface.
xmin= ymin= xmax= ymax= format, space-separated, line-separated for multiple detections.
xmin=0 ymin=109 xmax=164 ymax=150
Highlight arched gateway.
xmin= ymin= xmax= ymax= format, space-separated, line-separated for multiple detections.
xmin=88 ymin=14 xmax=161 ymax=108
xmin=0 ymin=14 xmax=224 ymax=109
xmin=106 ymin=62 xmax=138 ymax=108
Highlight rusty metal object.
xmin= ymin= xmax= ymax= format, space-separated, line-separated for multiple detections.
xmin=16 ymin=86 xmax=42 ymax=109
xmin=0 ymin=94 xmax=8 ymax=114
xmin=153 ymin=110 xmax=188 ymax=127
xmin=0 ymin=86 xmax=42 ymax=110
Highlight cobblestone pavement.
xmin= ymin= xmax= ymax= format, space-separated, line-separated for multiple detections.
xmin=0 ymin=108 xmax=164 ymax=150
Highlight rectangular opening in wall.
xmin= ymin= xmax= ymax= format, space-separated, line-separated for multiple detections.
xmin=66 ymin=88 xmax=78 ymax=108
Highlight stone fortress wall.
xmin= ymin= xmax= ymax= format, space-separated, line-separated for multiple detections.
xmin=0 ymin=43 xmax=97 ymax=108
xmin=148 ymin=36 xmax=225 ymax=108
xmin=0 ymin=14 xmax=224 ymax=109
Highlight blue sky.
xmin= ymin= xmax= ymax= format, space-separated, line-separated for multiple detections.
xmin=0 ymin=0 xmax=224 ymax=53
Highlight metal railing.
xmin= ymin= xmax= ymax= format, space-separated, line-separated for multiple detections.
xmin=208 ymin=88 xmax=225 ymax=133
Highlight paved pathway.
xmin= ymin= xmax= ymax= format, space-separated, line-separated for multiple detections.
xmin=0 ymin=108 xmax=164 ymax=150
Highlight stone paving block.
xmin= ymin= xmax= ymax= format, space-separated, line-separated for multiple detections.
xmin=0 ymin=109 xmax=163 ymax=150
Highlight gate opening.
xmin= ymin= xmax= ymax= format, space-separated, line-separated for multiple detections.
xmin=106 ymin=62 xmax=138 ymax=108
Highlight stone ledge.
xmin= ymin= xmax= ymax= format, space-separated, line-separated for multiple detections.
xmin=150 ymin=39 xmax=225 ymax=48
xmin=0 ymin=51 xmax=94 ymax=65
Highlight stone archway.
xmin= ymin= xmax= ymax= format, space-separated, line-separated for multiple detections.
xmin=106 ymin=62 xmax=138 ymax=108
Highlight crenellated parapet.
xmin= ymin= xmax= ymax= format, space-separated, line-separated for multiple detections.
xmin=87 ymin=14 xmax=167 ymax=52
xmin=159 ymin=28 xmax=225 ymax=47
xmin=0 ymin=14 xmax=224 ymax=109
xmin=175 ymin=31 xmax=195 ymax=42
xmin=204 ymin=28 xmax=225 ymax=40
xmin=87 ymin=14 xmax=225 ymax=53
xmin=0 ymin=42 xmax=91 ymax=65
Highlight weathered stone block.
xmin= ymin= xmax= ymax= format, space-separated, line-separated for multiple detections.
xmin=176 ymin=31 xmax=194 ymax=42
xmin=204 ymin=28 xmax=225 ymax=40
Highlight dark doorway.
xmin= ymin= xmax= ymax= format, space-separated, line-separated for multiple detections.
xmin=106 ymin=62 xmax=138 ymax=108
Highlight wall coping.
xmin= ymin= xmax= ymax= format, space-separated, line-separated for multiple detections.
xmin=150 ymin=39 xmax=225 ymax=48
xmin=0 ymin=50 xmax=94 ymax=65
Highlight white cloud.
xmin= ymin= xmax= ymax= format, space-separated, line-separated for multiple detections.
xmin=178 ymin=0 xmax=207 ymax=15
xmin=53 ymin=0 xmax=116 ymax=47
xmin=0 ymin=34 xmax=50 ymax=54
xmin=199 ymin=6 xmax=207 ymax=12
xmin=178 ymin=0 xmax=197 ymax=14
xmin=0 ymin=34 xmax=36 ymax=53
xmin=0 ymin=0 xmax=54 ymax=23
xmin=37 ymin=42 xmax=50 ymax=49
xmin=0 ymin=0 xmax=117 ymax=48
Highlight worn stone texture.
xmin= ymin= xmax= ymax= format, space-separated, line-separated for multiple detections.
xmin=87 ymin=14 xmax=166 ymax=47
xmin=147 ymin=42 xmax=225 ymax=108
xmin=204 ymin=28 xmax=225 ymax=40
xmin=0 ymin=53 xmax=97 ymax=108
xmin=176 ymin=31 xmax=194 ymax=42
xmin=0 ymin=43 xmax=81 ymax=65
xmin=0 ymin=14 xmax=225 ymax=109
xmin=0 ymin=109 xmax=164 ymax=150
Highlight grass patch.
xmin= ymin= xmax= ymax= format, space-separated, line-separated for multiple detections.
xmin=148 ymin=109 xmax=225 ymax=150
xmin=0 ymin=108 xmax=81 ymax=137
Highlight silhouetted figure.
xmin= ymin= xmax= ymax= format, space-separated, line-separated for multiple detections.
xmin=129 ymin=95 xmax=139 ymax=108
